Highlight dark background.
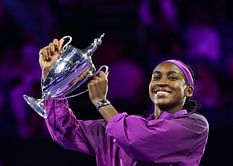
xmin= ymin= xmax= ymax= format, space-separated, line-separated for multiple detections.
xmin=0 ymin=0 xmax=233 ymax=165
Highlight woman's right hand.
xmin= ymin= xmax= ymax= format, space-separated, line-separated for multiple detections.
xmin=39 ymin=39 xmax=64 ymax=79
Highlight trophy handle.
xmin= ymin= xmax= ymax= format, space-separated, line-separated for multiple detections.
xmin=61 ymin=36 xmax=72 ymax=52
xmin=95 ymin=65 xmax=109 ymax=76
xmin=65 ymin=65 xmax=109 ymax=99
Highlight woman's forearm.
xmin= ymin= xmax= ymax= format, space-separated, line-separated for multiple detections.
xmin=98 ymin=104 xmax=119 ymax=122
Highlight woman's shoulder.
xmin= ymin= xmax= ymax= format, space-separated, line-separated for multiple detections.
xmin=184 ymin=112 xmax=209 ymax=129
xmin=189 ymin=112 xmax=208 ymax=122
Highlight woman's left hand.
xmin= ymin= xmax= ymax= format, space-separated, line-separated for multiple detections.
xmin=88 ymin=71 xmax=108 ymax=105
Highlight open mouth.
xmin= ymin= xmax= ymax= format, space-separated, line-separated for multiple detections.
xmin=156 ymin=91 xmax=170 ymax=97
xmin=153 ymin=88 xmax=172 ymax=97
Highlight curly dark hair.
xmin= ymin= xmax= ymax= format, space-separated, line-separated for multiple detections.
xmin=183 ymin=64 xmax=200 ymax=112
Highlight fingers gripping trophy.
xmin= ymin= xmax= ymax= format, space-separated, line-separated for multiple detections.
xmin=23 ymin=34 xmax=108 ymax=118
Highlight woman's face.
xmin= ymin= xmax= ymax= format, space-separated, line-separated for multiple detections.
xmin=149 ymin=62 xmax=192 ymax=110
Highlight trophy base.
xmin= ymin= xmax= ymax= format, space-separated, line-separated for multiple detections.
xmin=23 ymin=95 xmax=48 ymax=118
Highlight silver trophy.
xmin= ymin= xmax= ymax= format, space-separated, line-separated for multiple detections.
xmin=23 ymin=34 xmax=108 ymax=118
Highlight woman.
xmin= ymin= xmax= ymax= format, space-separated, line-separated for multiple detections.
xmin=40 ymin=38 xmax=209 ymax=166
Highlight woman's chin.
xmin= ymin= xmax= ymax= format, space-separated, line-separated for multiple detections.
xmin=156 ymin=102 xmax=174 ymax=110
xmin=155 ymin=99 xmax=171 ymax=106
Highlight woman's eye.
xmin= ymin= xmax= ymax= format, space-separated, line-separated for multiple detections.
xmin=169 ymin=76 xmax=177 ymax=80
xmin=152 ymin=76 xmax=160 ymax=80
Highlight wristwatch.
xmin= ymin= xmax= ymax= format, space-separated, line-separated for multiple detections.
xmin=95 ymin=99 xmax=111 ymax=111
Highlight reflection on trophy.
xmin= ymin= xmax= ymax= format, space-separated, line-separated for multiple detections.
xmin=23 ymin=34 xmax=108 ymax=118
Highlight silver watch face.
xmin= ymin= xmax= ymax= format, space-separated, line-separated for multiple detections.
xmin=95 ymin=99 xmax=110 ymax=110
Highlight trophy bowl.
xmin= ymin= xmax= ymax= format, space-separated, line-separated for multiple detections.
xmin=23 ymin=34 xmax=108 ymax=118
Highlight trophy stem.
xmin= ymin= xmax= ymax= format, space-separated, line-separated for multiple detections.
xmin=23 ymin=95 xmax=48 ymax=118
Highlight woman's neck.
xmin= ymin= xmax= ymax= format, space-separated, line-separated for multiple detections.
xmin=154 ymin=104 xmax=184 ymax=118
xmin=153 ymin=108 xmax=161 ymax=119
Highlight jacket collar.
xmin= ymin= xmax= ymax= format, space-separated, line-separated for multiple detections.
xmin=159 ymin=109 xmax=188 ymax=120
xmin=147 ymin=109 xmax=188 ymax=120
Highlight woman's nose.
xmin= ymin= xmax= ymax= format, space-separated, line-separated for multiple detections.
xmin=155 ymin=78 xmax=169 ymax=86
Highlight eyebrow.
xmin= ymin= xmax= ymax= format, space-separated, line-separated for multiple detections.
xmin=152 ymin=71 xmax=179 ymax=75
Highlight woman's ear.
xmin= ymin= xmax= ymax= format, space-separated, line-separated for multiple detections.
xmin=185 ymin=86 xmax=194 ymax=97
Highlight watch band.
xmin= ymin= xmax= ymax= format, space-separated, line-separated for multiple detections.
xmin=95 ymin=99 xmax=111 ymax=111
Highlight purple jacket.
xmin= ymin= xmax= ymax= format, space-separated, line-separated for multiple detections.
xmin=45 ymin=99 xmax=209 ymax=166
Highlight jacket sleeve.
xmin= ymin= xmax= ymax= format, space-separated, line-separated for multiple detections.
xmin=44 ymin=98 xmax=106 ymax=156
xmin=106 ymin=112 xmax=209 ymax=163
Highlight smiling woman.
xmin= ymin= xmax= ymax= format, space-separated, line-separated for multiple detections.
xmin=149 ymin=60 xmax=196 ymax=116
xmin=38 ymin=39 xmax=209 ymax=166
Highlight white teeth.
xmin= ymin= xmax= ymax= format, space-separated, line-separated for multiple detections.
xmin=156 ymin=91 xmax=170 ymax=97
